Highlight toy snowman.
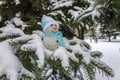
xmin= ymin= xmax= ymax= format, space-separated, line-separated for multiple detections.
xmin=41 ymin=15 xmax=66 ymax=51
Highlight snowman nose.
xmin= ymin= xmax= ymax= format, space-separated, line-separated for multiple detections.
xmin=54 ymin=25 xmax=58 ymax=30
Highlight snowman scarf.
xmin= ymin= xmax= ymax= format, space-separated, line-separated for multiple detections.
xmin=45 ymin=31 xmax=66 ymax=48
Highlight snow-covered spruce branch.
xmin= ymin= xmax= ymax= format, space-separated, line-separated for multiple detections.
xmin=11 ymin=12 xmax=28 ymax=30
xmin=90 ymin=51 xmax=103 ymax=59
xmin=11 ymin=33 xmax=69 ymax=70
xmin=0 ymin=30 xmax=114 ymax=80
xmin=64 ymin=37 xmax=114 ymax=79
xmin=50 ymin=0 xmax=73 ymax=10
xmin=0 ymin=40 xmax=35 ymax=80
xmin=11 ymin=34 xmax=45 ymax=69
xmin=76 ymin=3 xmax=96 ymax=20
xmin=11 ymin=33 xmax=78 ymax=70
xmin=91 ymin=59 xmax=114 ymax=77
xmin=0 ymin=21 xmax=114 ymax=79
xmin=0 ymin=22 xmax=24 ymax=39
xmin=0 ymin=12 xmax=28 ymax=39
xmin=0 ymin=20 xmax=36 ymax=80
xmin=11 ymin=34 xmax=35 ymax=43
xmin=65 ymin=37 xmax=91 ymax=64
xmin=73 ymin=1 xmax=101 ymax=22
xmin=82 ymin=63 xmax=96 ymax=80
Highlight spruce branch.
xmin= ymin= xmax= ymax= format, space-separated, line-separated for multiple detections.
xmin=90 ymin=51 xmax=103 ymax=58
xmin=80 ymin=62 xmax=96 ymax=80
xmin=91 ymin=59 xmax=114 ymax=77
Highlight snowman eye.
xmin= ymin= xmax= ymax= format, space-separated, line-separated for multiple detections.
xmin=51 ymin=24 xmax=53 ymax=26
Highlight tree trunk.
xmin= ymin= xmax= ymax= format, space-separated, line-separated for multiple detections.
xmin=107 ymin=30 xmax=111 ymax=42
xmin=80 ymin=27 xmax=84 ymax=40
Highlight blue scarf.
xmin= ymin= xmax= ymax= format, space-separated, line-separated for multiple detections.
xmin=45 ymin=31 xmax=66 ymax=48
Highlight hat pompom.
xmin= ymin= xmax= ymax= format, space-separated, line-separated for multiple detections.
xmin=41 ymin=15 xmax=59 ymax=32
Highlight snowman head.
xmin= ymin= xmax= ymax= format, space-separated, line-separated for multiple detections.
xmin=45 ymin=24 xmax=59 ymax=33
xmin=41 ymin=15 xmax=59 ymax=33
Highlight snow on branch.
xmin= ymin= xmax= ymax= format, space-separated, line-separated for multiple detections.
xmin=11 ymin=32 xmax=79 ymax=70
xmin=0 ymin=16 xmax=2 ymax=22
xmin=14 ymin=0 xmax=20 ymax=5
xmin=11 ymin=34 xmax=45 ymax=68
xmin=91 ymin=58 xmax=114 ymax=77
xmin=65 ymin=37 xmax=91 ymax=64
xmin=51 ymin=0 xmax=73 ymax=10
xmin=75 ymin=3 xmax=96 ymax=21
xmin=0 ymin=12 xmax=29 ymax=39
xmin=11 ymin=34 xmax=35 ymax=43
xmin=0 ymin=28 xmax=114 ymax=79
xmin=79 ymin=3 xmax=95 ymax=17
xmin=0 ymin=19 xmax=113 ymax=79
xmin=11 ymin=12 xmax=28 ymax=30
xmin=49 ymin=10 xmax=65 ymax=17
xmin=32 ymin=30 xmax=45 ymax=38
xmin=0 ymin=22 xmax=24 ymax=38
xmin=21 ymin=34 xmax=45 ymax=68
xmin=52 ymin=46 xmax=70 ymax=70
xmin=68 ymin=1 xmax=101 ymax=21
xmin=0 ymin=40 xmax=35 ymax=80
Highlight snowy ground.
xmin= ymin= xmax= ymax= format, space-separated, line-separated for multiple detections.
xmin=86 ymin=39 xmax=120 ymax=80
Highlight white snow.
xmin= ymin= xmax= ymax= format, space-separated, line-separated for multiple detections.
xmin=77 ymin=3 xmax=95 ymax=18
xmin=11 ymin=17 xmax=24 ymax=27
xmin=11 ymin=13 xmax=28 ymax=30
xmin=86 ymin=39 xmax=120 ymax=80
xmin=15 ymin=12 xmax=21 ymax=17
xmin=0 ymin=23 xmax=24 ymax=38
xmin=45 ymin=68 xmax=53 ymax=77
xmin=14 ymin=32 xmax=78 ymax=71
xmin=12 ymin=34 xmax=45 ymax=68
xmin=0 ymin=40 xmax=35 ymax=80
xmin=52 ymin=0 xmax=73 ymax=10
xmin=53 ymin=46 xmax=69 ymax=70
xmin=49 ymin=10 xmax=65 ymax=17
xmin=68 ymin=4 xmax=96 ymax=19
xmin=66 ymin=37 xmax=91 ymax=64
xmin=0 ymin=19 xmax=35 ymax=80
xmin=87 ymin=0 xmax=95 ymax=4
xmin=68 ymin=10 xmax=81 ymax=18
xmin=32 ymin=30 xmax=45 ymax=38
xmin=0 ymin=1 xmax=2 ymax=5
xmin=71 ymin=1 xmax=101 ymax=21
xmin=91 ymin=9 xmax=100 ymax=20
xmin=0 ymin=16 xmax=2 ymax=22
xmin=14 ymin=0 xmax=20 ymax=5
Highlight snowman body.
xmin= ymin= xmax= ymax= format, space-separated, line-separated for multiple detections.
xmin=43 ymin=36 xmax=59 ymax=51
xmin=42 ymin=24 xmax=60 ymax=51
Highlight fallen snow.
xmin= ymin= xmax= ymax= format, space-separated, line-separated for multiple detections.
xmin=86 ymin=39 xmax=120 ymax=80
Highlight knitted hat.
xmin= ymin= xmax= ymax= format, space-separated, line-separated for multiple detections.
xmin=41 ymin=15 xmax=59 ymax=32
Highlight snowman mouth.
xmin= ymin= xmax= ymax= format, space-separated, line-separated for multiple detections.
xmin=52 ymin=30 xmax=57 ymax=33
